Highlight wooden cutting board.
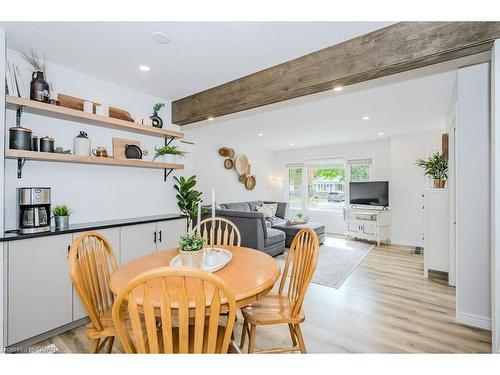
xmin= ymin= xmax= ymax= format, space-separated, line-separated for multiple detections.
xmin=58 ymin=93 xmax=100 ymax=112
xmin=113 ymin=138 xmax=140 ymax=159
xmin=109 ymin=107 xmax=134 ymax=122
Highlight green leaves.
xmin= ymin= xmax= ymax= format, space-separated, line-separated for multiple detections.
xmin=153 ymin=145 xmax=186 ymax=160
xmin=53 ymin=205 xmax=72 ymax=217
xmin=173 ymin=175 xmax=203 ymax=229
xmin=416 ymin=152 xmax=448 ymax=180
xmin=178 ymin=233 xmax=205 ymax=252
xmin=153 ymin=102 xmax=166 ymax=115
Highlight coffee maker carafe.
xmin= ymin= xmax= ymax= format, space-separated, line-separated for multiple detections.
xmin=17 ymin=187 xmax=51 ymax=234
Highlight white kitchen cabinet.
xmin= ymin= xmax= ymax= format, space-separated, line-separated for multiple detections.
xmin=156 ymin=218 xmax=187 ymax=250
xmin=120 ymin=222 xmax=158 ymax=265
xmin=72 ymin=228 xmax=120 ymax=321
xmin=423 ymin=188 xmax=449 ymax=278
xmin=8 ymin=234 xmax=73 ymax=345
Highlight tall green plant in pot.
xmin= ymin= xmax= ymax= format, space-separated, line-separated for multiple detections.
xmin=173 ymin=175 xmax=203 ymax=231
xmin=416 ymin=152 xmax=448 ymax=188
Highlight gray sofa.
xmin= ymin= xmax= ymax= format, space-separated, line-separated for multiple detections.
xmin=202 ymin=201 xmax=287 ymax=256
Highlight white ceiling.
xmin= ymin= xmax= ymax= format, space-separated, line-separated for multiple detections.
xmin=185 ymin=69 xmax=457 ymax=151
xmin=0 ymin=21 xmax=393 ymax=99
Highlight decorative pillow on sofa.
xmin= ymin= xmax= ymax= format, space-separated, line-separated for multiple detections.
xmin=256 ymin=203 xmax=278 ymax=217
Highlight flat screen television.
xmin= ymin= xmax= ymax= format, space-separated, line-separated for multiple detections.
xmin=349 ymin=181 xmax=389 ymax=207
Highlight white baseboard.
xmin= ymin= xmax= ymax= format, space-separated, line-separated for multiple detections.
xmin=456 ymin=311 xmax=492 ymax=330
xmin=390 ymin=238 xmax=424 ymax=248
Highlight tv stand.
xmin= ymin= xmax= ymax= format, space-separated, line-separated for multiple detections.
xmin=344 ymin=206 xmax=391 ymax=246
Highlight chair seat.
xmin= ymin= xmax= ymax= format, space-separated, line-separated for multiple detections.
xmin=241 ymin=294 xmax=305 ymax=325
xmin=86 ymin=309 xmax=118 ymax=339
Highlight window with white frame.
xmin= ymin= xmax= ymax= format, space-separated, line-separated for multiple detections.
xmin=307 ymin=162 xmax=346 ymax=211
xmin=348 ymin=159 xmax=372 ymax=182
xmin=287 ymin=166 xmax=304 ymax=210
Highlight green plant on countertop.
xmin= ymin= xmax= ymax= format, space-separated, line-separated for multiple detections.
xmin=173 ymin=175 xmax=203 ymax=231
xmin=153 ymin=102 xmax=166 ymax=115
xmin=153 ymin=145 xmax=187 ymax=160
xmin=178 ymin=233 xmax=205 ymax=252
xmin=52 ymin=205 xmax=72 ymax=217
xmin=416 ymin=152 xmax=448 ymax=180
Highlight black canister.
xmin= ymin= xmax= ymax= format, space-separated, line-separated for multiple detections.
xmin=31 ymin=135 xmax=38 ymax=151
xmin=30 ymin=71 xmax=50 ymax=103
xmin=9 ymin=127 xmax=33 ymax=150
xmin=39 ymin=136 xmax=55 ymax=153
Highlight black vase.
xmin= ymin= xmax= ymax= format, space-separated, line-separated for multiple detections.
xmin=150 ymin=114 xmax=163 ymax=128
xmin=30 ymin=71 xmax=50 ymax=103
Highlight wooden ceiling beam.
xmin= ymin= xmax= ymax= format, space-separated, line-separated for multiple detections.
xmin=172 ymin=22 xmax=500 ymax=126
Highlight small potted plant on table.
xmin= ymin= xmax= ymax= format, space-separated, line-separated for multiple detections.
xmin=178 ymin=233 xmax=205 ymax=267
xmin=53 ymin=205 xmax=72 ymax=230
xmin=153 ymin=145 xmax=186 ymax=163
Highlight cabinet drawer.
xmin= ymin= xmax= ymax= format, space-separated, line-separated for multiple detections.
xmin=156 ymin=218 xmax=187 ymax=250
xmin=8 ymin=234 xmax=73 ymax=345
xmin=120 ymin=223 xmax=157 ymax=265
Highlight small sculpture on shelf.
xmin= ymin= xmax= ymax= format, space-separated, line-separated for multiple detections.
xmin=150 ymin=102 xmax=165 ymax=128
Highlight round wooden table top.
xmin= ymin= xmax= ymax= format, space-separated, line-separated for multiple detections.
xmin=109 ymin=246 xmax=281 ymax=308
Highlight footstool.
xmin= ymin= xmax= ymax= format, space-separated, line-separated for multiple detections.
xmin=272 ymin=222 xmax=325 ymax=248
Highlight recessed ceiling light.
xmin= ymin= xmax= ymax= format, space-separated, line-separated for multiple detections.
xmin=258 ymin=133 xmax=264 ymax=137
xmin=152 ymin=32 xmax=170 ymax=44
xmin=362 ymin=116 xmax=370 ymax=120
xmin=378 ymin=132 xmax=384 ymax=136
xmin=207 ymin=116 xmax=214 ymax=121
xmin=290 ymin=143 xmax=295 ymax=146
xmin=138 ymin=65 xmax=150 ymax=72
xmin=333 ymin=86 xmax=344 ymax=92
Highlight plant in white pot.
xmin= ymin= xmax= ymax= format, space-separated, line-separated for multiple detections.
xmin=53 ymin=205 xmax=72 ymax=230
xmin=416 ymin=152 xmax=448 ymax=188
xmin=178 ymin=233 xmax=205 ymax=267
xmin=153 ymin=145 xmax=186 ymax=163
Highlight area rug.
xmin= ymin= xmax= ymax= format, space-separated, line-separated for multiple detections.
xmin=275 ymin=236 xmax=375 ymax=289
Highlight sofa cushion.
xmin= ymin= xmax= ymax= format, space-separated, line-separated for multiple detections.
xmin=248 ymin=201 xmax=264 ymax=211
xmin=221 ymin=202 xmax=251 ymax=212
xmin=266 ymin=216 xmax=286 ymax=227
xmin=265 ymin=228 xmax=286 ymax=247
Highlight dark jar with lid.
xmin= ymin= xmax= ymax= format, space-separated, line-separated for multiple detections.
xmin=30 ymin=71 xmax=50 ymax=103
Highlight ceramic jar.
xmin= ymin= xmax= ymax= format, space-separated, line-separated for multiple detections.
xmin=73 ymin=131 xmax=91 ymax=156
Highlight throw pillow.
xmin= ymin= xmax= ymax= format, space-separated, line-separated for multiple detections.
xmin=256 ymin=203 xmax=278 ymax=217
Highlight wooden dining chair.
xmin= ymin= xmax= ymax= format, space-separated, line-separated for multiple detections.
xmin=193 ymin=217 xmax=241 ymax=247
xmin=68 ymin=231 xmax=119 ymax=353
xmin=239 ymin=227 xmax=319 ymax=354
xmin=112 ymin=267 xmax=237 ymax=354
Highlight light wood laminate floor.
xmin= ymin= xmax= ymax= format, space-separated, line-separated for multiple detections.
xmin=30 ymin=243 xmax=491 ymax=353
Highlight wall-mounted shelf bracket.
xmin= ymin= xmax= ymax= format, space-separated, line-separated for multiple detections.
xmin=165 ymin=136 xmax=175 ymax=146
xmin=17 ymin=158 xmax=26 ymax=179
xmin=164 ymin=168 xmax=174 ymax=181
xmin=16 ymin=106 xmax=24 ymax=126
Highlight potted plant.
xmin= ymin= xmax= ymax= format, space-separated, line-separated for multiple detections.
xmin=416 ymin=152 xmax=448 ymax=188
xmin=150 ymin=102 xmax=165 ymax=128
xmin=173 ymin=175 xmax=204 ymax=230
xmin=153 ymin=145 xmax=186 ymax=163
xmin=178 ymin=233 xmax=205 ymax=267
xmin=53 ymin=205 xmax=72 ymax=230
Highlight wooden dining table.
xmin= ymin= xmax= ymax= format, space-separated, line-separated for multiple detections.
xmin=109 ymin=245 xmax=281 ymax=309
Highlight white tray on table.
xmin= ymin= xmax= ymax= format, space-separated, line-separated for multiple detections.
xmin=169 ymin=248 xmax=232 ymax=273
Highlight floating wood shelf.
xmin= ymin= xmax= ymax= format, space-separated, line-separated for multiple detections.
xmin=6 ymin=150 xmax=184 ymax=178
xmin=5 ymin=95 xmax=184 ymax=139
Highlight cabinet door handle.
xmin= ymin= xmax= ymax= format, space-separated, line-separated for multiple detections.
xmin=159 ymin=230 xmax=162 ymax=243
xmin=153 ymin=231 xmax=157 ymax=244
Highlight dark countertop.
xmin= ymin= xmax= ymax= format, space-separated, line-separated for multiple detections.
xmin=0 ymin=214 xmax=187 ymax=242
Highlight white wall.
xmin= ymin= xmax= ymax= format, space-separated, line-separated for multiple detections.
xmin=3 ymin=49 xmax=191 ymax=229
xmin=389 ymin=131 xmax=442 ymax=246
xmin=456 ymin=62 xmax=491 ymax=330
xmin=492 ymin=40 xmax=500 ymax=351
xmin=184 ymin=131 xmax=275 ymax=204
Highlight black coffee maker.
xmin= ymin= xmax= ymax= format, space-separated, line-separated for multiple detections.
xmin=17 ymin=187 xmax=51 ymax=234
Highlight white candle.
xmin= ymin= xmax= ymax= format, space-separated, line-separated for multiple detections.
xmin=197 ymin=203 xmax=201 ymax=232
xmin=211 ymin=189 xmax=215 ymax=219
